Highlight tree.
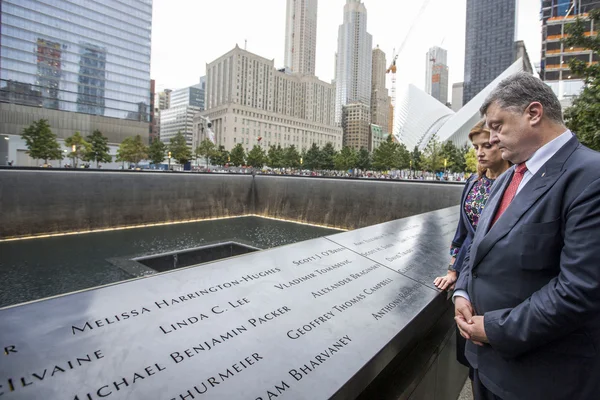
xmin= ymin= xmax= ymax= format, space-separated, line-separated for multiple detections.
xmin=441 ymin=141 xmax=467 ymax=173
xmin=356 ymin=147 xmax=371 ymax=171
xmin=465 ymin=147 xmax=478 ymax=174
xmin=320 ymin=142 xmax=337 ymax=170
xmin=148 ymin=138 xmax=166 ymax=166
xmin=335 ymin=146 xmax=358 ymax=171
xmin=563 ymin=9 xmax=600 ymax=151
xmin=116 ymin=135 xmax=148 ymax=166
xmin=246 ymin=145 xmax=266 ymax=168
xmin=394 ymin=143 xmax=411 ymax=170
xmin=195 ymin=139 xmax=216 ymax=168
xmin=86 ymin=130 xmax=112 ymax=167
xmin=267 ymin=145 xmax=285 ymax=168
xmin=421 ymin=135 xmax=445 ymax=173
xmin=283 ymin=145 xmax=301 ymax=169
xmin=20 ymin=119 xmax=62 ymax=164
xmin=210 ymin=145 xmax=229 ymax=166
xmin=411 ymin=146 xmax=423 ymax=171
xmin=169 ymin=131 xmax=192 ymax=165
xmin=304 ymin=143 xmax=322 ymax=170
xmin=372 ymin=135 xmax=399 ymax=171
xmin=65 ymin=132 xmax=91 ymax=168
xmin=230 ymin=143 xmax=246 ymax=166
xmin=455 ymin=144 xmax=470 ymax=173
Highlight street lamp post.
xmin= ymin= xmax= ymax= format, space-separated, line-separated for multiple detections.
xmin=71 ymin=144 xmax=77 ymax=168
xmin=3 ymin=136 xmax=9 ymax=166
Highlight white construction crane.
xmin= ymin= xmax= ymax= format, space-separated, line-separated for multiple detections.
xmin=386 ymin=0 xmax=434 ymax=109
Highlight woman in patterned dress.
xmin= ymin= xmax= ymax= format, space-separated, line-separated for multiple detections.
xmin=433 ymin=119 xmax=511 ymax=380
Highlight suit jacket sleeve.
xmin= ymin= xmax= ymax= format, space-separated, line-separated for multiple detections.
xmin=454 ymin=242 xmax=472 ymax=292
xmin=484 ymin=177 xmax=600 ymax=358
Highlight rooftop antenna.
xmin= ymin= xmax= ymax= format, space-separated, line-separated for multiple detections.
xmin=244 ymin=39 xmax=247 ymax=50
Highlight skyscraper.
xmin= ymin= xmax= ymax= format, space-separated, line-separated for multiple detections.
xmin=425 ymin=46 xmax=449 ymax=105
xmin=371 ymin=46 xmax=390 ymax=132
xmin=463 ymin=0 xmax=517 ymax=105
xmin=160 ymin=79 xmax=206 ymax=147
xmin=335 ymin=0 xmax=373 ymax=124
xmin=425 ymin=47 xmax=447 ymax=95
xmin=0 ymin=0 xmax=152 ymax=154
xmin=284 ymin=0 xmax=318 ymax=75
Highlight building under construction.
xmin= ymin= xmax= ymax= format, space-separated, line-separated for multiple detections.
xmin=540 ymin=0 xmax=600 ymax=105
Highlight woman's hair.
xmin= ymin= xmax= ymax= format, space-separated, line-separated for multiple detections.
xmin=469 ymin=119 xmax=491 ymax=179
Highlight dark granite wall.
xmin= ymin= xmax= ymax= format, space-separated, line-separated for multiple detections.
xmin=0 ymin=170 xmax=254 ymax=238
xmin=0 ymin=170 xmax=464 ymax=238
xmin=253 ymin=175 xmax=464 ymax=229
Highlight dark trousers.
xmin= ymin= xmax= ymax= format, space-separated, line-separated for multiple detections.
xmin=473 ymin=369 xmax=503 ymax=400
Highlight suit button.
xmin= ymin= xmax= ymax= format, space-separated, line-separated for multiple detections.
xmin=473 ymin=273 xmax=478 ymax=278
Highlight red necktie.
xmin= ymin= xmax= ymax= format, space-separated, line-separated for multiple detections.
xmin=492 ymin=163 xmax=528 ymax=225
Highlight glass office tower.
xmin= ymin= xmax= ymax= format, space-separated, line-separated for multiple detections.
xmin=0 ymin=0 xmax=152 ymax=121
xmin=462 ymin=0 xmax=516 ymax=105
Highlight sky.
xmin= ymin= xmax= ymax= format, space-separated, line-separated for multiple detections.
xmin=151 ymin=0 xmax=542 ymax=96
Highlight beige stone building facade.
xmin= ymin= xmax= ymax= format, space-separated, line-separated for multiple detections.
xmin=342 ymin=103 xmax=371 ymax=151
xmin=371 ymin=47 xmax=391 ymax=133
xmin=195 ymin=46 xmax=341 ymax=152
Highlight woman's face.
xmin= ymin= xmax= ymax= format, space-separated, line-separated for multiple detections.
xmin=472 ymin=132 xmax=504 ymax=171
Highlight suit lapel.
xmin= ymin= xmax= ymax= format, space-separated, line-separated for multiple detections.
xmin=481 ymin=172 xmax=511 ymax=235
xmin=468 ymin=171 xmax=512 ymax=268
xmin=472 ymin=136 xmax=579 ymax=268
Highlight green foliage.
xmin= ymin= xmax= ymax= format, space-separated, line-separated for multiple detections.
xmin=356 ymin=147 xmax=371 ymax=170
xmin=267 ymin=145 xmax=285 ymax=168
xmin=465 ymin=147 xmax=478 ymax=174
xmin=246 ymin=145 xmax=267 ymax=168
xmin=65 ymin=131 xmax=91 ymax=168
xmin=304 ymin=143 xmax=322 ymax=170
xmin=411 ymin=146 xmax=423 ymax=171
xmin=320 ymin=142 xmax=337 ymax=170
xmin=441 ymin=141 xmax=467 ymax=173
xmin=335 ymin=146 xmax=358 ymax=171
xmin=210 ymin=145 xmax=229 ymax=166
xmin=372 ymin=135 xmax=399 ymax=171
xmin=116 ymin=135 xmax=148 ymax=166
xmin=283 ymin=145 xmax=301 ymax=169
xmin=229 ymin=143 xmax=246 ymax=166
xmin=421 ymin=135 xmax=445 ymax=172
xmin=395 ymin=143 xmax=411 ymax=170
xmin=86 ymin=130 xmax=112 ymax=167
xmin=564 ymin=9 xmax=600 ymax=151
xmin=195 ymin=139 xmax=216 ymax=168
xmin=20 ymin=119 xmax=62 ymax=163
xmin=169 ymin=131 xmax=192 ymax=165
xmin=148 ymin=138 xmax=166 ymax=165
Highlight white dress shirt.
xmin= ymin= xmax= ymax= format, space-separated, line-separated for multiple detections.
xmin=453 ymin=130 xmax=574 ymax=303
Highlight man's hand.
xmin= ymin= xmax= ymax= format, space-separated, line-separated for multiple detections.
xmin=456 ymin=314 xmax=488 ymax=346
xmin=454 ymin=297 xmax=487 ymax=346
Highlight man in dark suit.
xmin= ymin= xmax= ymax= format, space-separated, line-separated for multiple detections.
xmin=453 ymin=72 xmax=600 ymax=400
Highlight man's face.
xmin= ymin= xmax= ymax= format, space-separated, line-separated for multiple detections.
xmin=486 ymin=102 xmax=539 ymax=164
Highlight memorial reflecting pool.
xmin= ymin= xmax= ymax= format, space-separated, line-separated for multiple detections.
xmin=0 ymin=217 xmax=341 ymax=308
